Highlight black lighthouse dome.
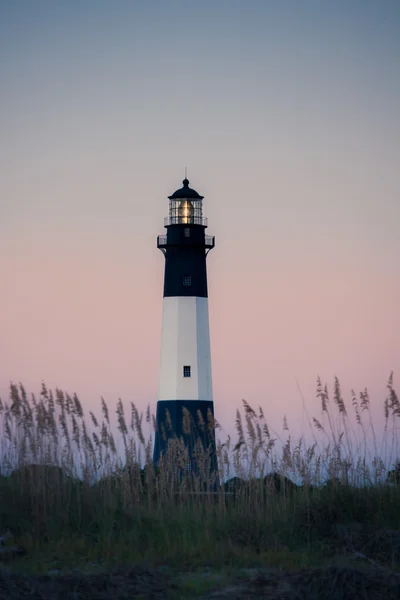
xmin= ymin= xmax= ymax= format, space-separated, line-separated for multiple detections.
xmin=168 ymin=178 xmax=204 ymax=200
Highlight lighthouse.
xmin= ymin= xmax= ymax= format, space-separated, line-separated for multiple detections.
xmin=153 ymin=177 xmax=217 ymax=474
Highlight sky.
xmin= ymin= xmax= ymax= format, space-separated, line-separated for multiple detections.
xmin=1 ymin=0 xmax=399 ymax=451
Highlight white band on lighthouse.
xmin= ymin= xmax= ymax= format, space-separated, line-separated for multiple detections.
xmin=158 ymin=296 xmax=213 ymax=402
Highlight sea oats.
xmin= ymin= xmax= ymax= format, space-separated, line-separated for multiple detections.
xmin=101 ymin=397 xmax=109 ymax=425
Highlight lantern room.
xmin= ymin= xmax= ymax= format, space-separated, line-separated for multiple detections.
xmin=166 ymin=178 xmax=206 ymax=226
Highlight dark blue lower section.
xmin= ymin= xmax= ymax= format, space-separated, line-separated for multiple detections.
xmin=153 ymin=400 xmax=218 ymax=475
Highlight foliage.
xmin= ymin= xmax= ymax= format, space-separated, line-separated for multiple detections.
xmin=0 ymin=375 xmax=399 ymax=571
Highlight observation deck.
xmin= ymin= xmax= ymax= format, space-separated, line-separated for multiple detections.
xmin=157 ymin=234 xmax=215 ymax=250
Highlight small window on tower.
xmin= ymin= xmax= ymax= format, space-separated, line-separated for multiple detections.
xmin=183 ymin=275 xmax=192 ymax=286
xmin=184 ymin=228 xmax=191 ymax=238
xmin=183 ymin=365 xmax=191 ymax=378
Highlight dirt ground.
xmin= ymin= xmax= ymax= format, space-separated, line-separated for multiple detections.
xmin=0 ymin=563 xmax=400 ymax=599
xmin=202 ymin=566 xmax=400 ymax=599
xmin=0 ymin=565 xmax=168 ymax=599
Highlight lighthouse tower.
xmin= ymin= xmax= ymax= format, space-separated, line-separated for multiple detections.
xmin=153 ymin=177 xmax=217 ymax=472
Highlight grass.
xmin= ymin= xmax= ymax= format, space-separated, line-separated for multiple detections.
xmin=0 ymin=374 xmax=399 ymax=580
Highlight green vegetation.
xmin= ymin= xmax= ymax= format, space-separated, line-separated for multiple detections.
xmin=0 ymin=375 xmax=399 ymax=597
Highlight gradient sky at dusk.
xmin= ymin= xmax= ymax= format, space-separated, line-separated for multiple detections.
xmin=1 ymin=0 xmax=399 ymax=444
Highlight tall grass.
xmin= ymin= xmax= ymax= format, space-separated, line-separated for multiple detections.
xmin=0 ymin=374 xmax=399 ymax=568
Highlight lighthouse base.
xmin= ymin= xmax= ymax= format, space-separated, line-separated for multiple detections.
xmin=153 ymin=400 xmax=218 ymax=475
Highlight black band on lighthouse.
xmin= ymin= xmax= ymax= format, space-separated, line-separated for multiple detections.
xmin=153 ymin=399 xmax=218 ymax=473
xmin=162 ymin=225 xmax=209 ymax=298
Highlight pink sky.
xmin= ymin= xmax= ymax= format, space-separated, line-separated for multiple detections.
xmin=1 ymin=221 xmax=398 ymax=444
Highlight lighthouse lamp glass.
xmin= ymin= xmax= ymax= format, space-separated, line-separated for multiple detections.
xmin=178 ymin=199 xmax=194 ymax=224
